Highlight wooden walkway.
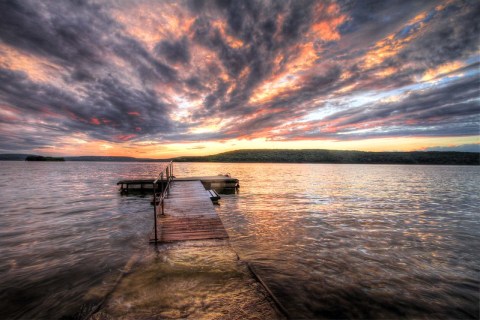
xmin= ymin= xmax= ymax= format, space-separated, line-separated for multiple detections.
xmin=117 ymin=176 xmax=239 ymax=193
xmin=150 ymin=180 xmax=229 ymax=243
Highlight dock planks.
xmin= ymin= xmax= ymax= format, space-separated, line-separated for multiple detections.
xmin=117 ymin=176 xmax=239 ymax=193
xmin=150 ymin=180 xmax=228 ymax=243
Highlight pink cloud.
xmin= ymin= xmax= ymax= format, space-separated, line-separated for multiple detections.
xmin=115 ymin=134 xmax=137 ymax=141
xmin=90 ymin=117 xmax=101 ymax=125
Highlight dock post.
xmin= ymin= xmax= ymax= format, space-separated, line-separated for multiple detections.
xmin=160 ymin=172 xmax=164 ymax=195
xmin=153 ymin=186 xmax=158 ymax=243
xmin=166 ymin=167 xmax=169 ymax=193
xmin=161 ymin=172 xmax=164 ymax=215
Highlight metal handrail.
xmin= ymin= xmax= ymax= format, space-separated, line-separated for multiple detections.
xmin=152 ymin=161 xmax=173 ymax=243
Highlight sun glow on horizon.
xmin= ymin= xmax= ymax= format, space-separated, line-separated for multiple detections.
xmin=0 ymin=1 xmax=478 ymax=156
xmin=30 ymin=135 xmax=480 ymax=159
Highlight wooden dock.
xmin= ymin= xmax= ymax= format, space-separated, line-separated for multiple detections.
xmin=150 ymin=180 xmax=229 ymax=243
xmin=117 ymin=176 xmax=239 ymax=193
xmin=109 ymin=164 xmax=289 ymax=318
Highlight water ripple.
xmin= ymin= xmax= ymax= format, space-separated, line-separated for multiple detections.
xmin=0 ymin=162 xmax=479 ymax=319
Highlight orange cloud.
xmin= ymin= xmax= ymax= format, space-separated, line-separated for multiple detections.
xmin=211 ymin=20 xmax=245 ymax=49
xmin=374 ymin=66 xmax=398 ymax=78
xmin=310 ymin=2 xmax=346 ymax=41
xmin=249 ymin=43 xmax=318 ymax=104
xmin=289 ymin=43 xmax=319 ymax=74
xmin=420 ymin=61 xmax=465 ymax=82
xmin=249 ymin=73 xmax=300 ymax=104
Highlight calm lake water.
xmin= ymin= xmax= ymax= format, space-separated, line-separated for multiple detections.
xmin=0 ymin=161 xmax=479 ymax=319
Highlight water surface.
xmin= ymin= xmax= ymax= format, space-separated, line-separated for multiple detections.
xmin=0 ymin=161 xmax=478 ymax=319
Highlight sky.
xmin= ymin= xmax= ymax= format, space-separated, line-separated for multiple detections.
xmin=0 ymin=0 xmax=479 ymax=158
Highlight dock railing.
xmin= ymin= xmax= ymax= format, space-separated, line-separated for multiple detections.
xmin=152 ymin=161 xmax=173 ymax=243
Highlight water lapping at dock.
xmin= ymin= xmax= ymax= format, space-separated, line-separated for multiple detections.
xmin=90 ymin=240 xmax=281 ymax=319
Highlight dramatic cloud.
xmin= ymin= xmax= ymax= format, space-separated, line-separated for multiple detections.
xmin=0 ymin=0 xmax=478 ymax=155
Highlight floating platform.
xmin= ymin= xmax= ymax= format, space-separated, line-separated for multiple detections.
xmin=150 ymin=180 xmax=229 ymax=243
xmin=117 ymin=175 xmax=239 ymax=193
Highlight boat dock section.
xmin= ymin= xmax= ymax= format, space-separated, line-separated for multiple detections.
xmin=150 ymin=180 xmax=229 ymax=243
xmin=117 ymin=176 xmax=239 ymax=193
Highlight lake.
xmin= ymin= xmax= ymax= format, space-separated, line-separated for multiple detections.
xmin=0 ymin=161 xmax=478 ymax=319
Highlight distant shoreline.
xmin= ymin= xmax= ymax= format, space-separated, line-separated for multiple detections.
xmin=25 ymin=155 xmax=65 ymax=161
xmin=1 ymin=149 xmax=479 ymax=165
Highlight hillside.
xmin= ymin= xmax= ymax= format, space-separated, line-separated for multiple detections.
xmin=1 ymin=149 xmax=479 ymax=165
xmin=25 ymin=155 xmax=65 ymax=161
xmin=0 ymin=154 xmax=35 ymax=161
xmin=174 ymin=149 xmax=480 ymax=165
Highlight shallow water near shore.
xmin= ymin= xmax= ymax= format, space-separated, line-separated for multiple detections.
xmin=90 ymin=240 xmax=280 ymax=320
xmin=0 ymin=161 xmax=478 ymax=319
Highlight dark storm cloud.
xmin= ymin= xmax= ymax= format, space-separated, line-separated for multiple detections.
xmin=0 ymin=0 xmax=181 ymax=86
xmin=189 ymin=0 xmax=438 ymax=125
xmin=280 ymin=1 xmax=316 ymax=39
xmin=338 ymin=0 xmax=437 ymax=37
xmin=400 ymin=2 xmax=480 ymax=68
xmin=185 ymin=0 xmax=348 ymax=131
xmin=109 ymin=37 xmax=177 ymax=84
xmin=221 ymin=0 xmax=480 ymax=141
xmin=0 ymin=0 xmax=183 ymax=150
xmin=0 ymin=67 xmax=173 ymax=149
xmin=0 ymin=1 xmax=110 ymax=66
xmin=368 ymin=2 xmax=478 ymax=85
xmin=353 ymin=0 xmax=480 ymax=92
xmin=154 ymin=37 xmax=191 ymax=65
xmin=0 ymin=0 xmax=478 ymax=152
xmin=190 ymin=1 xmax=318 ymax=91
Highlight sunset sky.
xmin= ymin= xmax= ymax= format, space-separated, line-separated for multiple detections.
xmin=0 ymin=0 xmax=479 ymax=158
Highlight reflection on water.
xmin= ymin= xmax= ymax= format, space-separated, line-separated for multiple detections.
xmin=209 ymin=163 xmax=480 ymax=319
xmin=0 ymin=162 xmax=163 ymax=319
xmin=0 ymin=162 xmax=479 ymax=319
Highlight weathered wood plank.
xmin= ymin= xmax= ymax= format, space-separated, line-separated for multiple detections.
xmin=150 ymin=180 xmax=229 ymax=243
